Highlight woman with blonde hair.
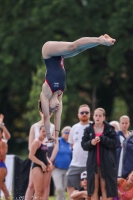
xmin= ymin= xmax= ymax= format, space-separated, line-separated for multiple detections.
xmin=109 ymin=121 xmax=120 ymax=132
xmin=52 ymin=126 xmax=72 ymax=200
xmin=81 ymin=108 xmax=118 ymax=200
xmin=117 ymin=115 xmax=133 ymax=178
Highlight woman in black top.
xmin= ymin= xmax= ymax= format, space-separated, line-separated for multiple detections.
xmin=29 ymin=125 xmax=52 ymax=200
xmin=81 ymin=108 xmax=118 ymax=200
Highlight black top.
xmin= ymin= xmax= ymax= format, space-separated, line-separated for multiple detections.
xmin=44 ymin=56 xmax=66 ymax=93
xmin=32 ymin=143 xmax=48 ymax=169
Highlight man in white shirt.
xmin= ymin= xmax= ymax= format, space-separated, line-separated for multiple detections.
xmin=66 ymin=105 xmax=91 ymax=200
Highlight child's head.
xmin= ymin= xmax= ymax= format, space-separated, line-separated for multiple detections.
xmin=93 ymin=108 xmax=106 ymax=124
xmin=119 ymin=115 xmax=130 ymax=132
xmin=80 ymin=171 xmax=87 ymax=187
xmin=127 ymin=171 xmax=133 ymax=183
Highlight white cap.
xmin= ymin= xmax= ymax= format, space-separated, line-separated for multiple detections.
xmin=80 ymin=171 xmax=87 ymax=180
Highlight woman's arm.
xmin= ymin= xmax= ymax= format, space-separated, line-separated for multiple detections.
xmin=71 ymin=190 xmax=89 ymax=200
xmin=40 ymin=91 xmax=51 ymax=140
xmin=117 ymin=177 xmax=125 ymax=187
xmin=0 ymin=142 xmax=8 ymax=160
xmin=81 ymin=127 xmax=96 ymax=151
xmin=28 ymin=125 xmax=35 ymax=151
xmin=0 ymin=114 xmax=11 ymax=140
xmin=54 ymin=98 xmax=62 ymax=139
xmin=42 ymin=34 xmax=116 ymax=59
xmin=49 ymin=139 xmax=59 ymax=162
xmin=2 ymin=126 xmax=11 ymax=140
xmin=48 ymin=125 xmax=59 ymax=162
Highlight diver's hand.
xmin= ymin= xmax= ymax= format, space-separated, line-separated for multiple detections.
xmin=46 ymin=133 xmax=56 ymax=143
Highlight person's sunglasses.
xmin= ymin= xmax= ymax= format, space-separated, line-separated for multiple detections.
xmin=80 ymin=111 xmax=89 ymax=115
xmin=64 ymin=131 xmax=70 ymax=134
xmin=81 ymin=178 xmax=87 ymax=181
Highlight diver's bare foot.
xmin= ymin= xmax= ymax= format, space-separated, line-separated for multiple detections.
xmin=99 ymin=34 xmax=116 ymax=46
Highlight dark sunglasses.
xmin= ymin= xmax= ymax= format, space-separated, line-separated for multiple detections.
xmin=80 ymin=111 xmax=89 ymax=115
xmin=81 ymin=178 xmax=87 ymax=181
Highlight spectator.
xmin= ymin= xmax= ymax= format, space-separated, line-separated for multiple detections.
xmin=110 ymin=121 xmax=120 ymax=131
xmin=28 ymin=125 xmax=52 ymax=200
xmin=0 ymin=114 xmax=11 ymax=200
xmin=117 ymin=171 xmax=133 ymax=200
xmin=66 ymin=104 xmax=90 ymax=200
xmin=71 ymin=171 xmax=90 ymax=200
xmin=81 ymin=107 xmax=118 ymax=200
xmin=52 ymin=126 xmax=72 ymax=200
xmin=117 ymin=115 xmax=133 ymax=178
xmin=25 ymin=109 xmax=58 ymax=200
xmin=0 ymin=127 xmax=8 ymax=189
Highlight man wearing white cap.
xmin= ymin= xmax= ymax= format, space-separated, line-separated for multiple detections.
xmin=71 ymin=171 xmax=90 ymax=200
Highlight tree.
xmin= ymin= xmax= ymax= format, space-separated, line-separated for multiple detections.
xmin=1 ymin=0 xmax=133 ymax=153
xmin=108 ymin=0 xmax=133 ymax=126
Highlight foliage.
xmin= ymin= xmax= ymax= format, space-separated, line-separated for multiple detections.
xmin=0 ymin=0 xmax=133 ymax=153
xmin=26 ymin=65 xmax=44 ymax=123
xmin=111 ymin=97 xmax=128 ymax=121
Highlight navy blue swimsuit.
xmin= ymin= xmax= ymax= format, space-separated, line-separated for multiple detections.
xmin=0 ymin=161 xmax=7 ymax=169
xmin=44 ymin=56 xmax=66 ymax=93
xmin=32 ymin=143 xmax=48 ymax=170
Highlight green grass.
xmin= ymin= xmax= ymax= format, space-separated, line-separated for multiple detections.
xmin=49 ymin=196 xmax=55 ymax=200
xmin=0 ymin=192 xmax=68 ymax=200
xmin=49 ymin=192 xmax=68 ymax=200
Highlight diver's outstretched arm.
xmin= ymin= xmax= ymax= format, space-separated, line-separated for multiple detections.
xmin=54 ymin=97 xmax=62 ymax=139
xmin=40 ymin=92 xmax=52 ymax=140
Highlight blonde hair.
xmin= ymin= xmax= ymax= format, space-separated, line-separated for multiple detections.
xmin=61 ymin=126 xmax=71 ymax=134
xmin=110 ymin=121 xmax=120 ymax=131
xmin=94 ymin=108 xmax=106 ymax=116
xmin=119 ymin=115 xmax=130 ymax=122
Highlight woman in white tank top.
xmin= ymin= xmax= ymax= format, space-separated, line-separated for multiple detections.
xmin=25 ymin=112 xmax=58 ymax=200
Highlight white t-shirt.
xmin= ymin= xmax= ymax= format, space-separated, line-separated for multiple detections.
xmin=34 ymin=122 xmax=55 ymax=147
xmin=68 ymin=122 xmax=90 ymax=167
